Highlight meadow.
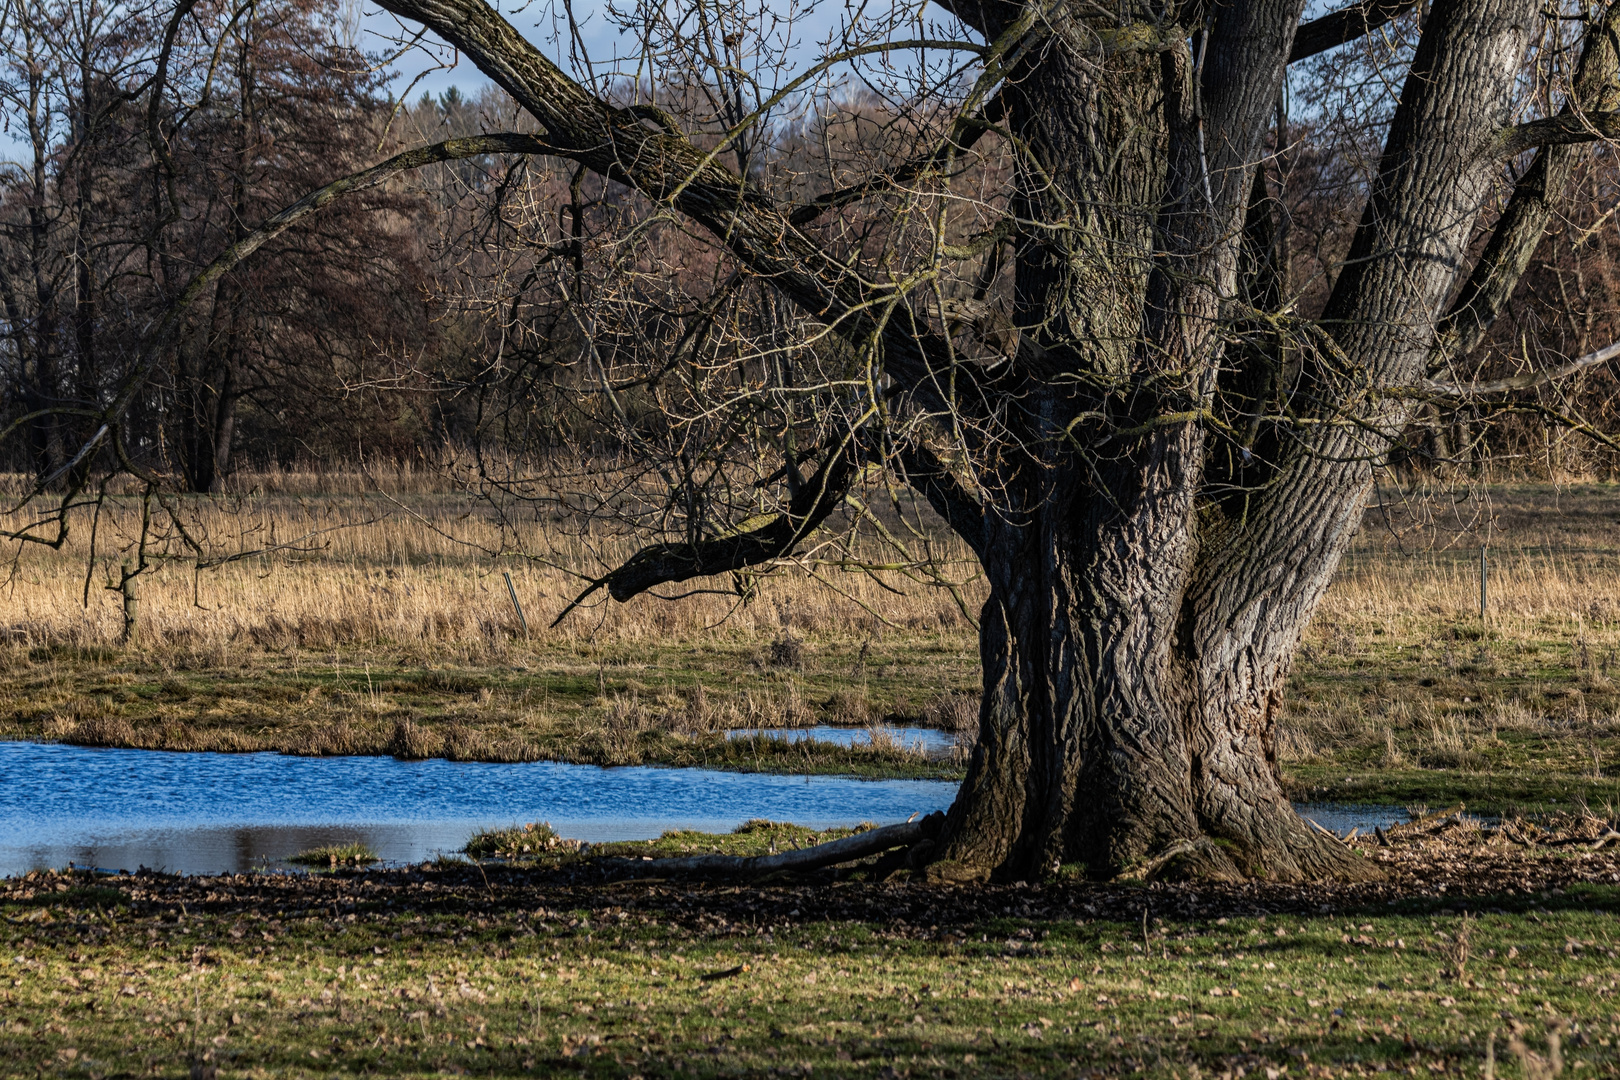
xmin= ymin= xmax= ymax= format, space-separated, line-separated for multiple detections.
xmin=0 ymin=471 xmax=1616 ymax=808
xmin=4 ymin=816 xmax=1620 ymax=1079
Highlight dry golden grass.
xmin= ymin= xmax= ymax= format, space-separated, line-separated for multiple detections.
xmin=4 ymin=470 xmax=1609 ymax=657
xmin=0 ymin=468 xmax=979 ymax=652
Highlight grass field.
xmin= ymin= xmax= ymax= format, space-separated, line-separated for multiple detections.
xmin=6 ymin=475 xmax=1620 ymax=1078
xmin=5 ymin=819 xmax=1620 ymax=1079
xmin=0 ymin=472 xmax=1617 ymax=807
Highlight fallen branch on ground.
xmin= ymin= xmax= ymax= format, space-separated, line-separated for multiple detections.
xmin=605 ymin=813 xmax=944 ymax=878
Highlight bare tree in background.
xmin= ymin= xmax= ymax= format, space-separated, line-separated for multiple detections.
xmin=0 ymin=0 xmax=437 ymax=492
xmin=0 ymin=0 xmax=442 ymax=629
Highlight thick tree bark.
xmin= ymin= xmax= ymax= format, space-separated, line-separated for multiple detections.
xmin=934 ymin=0 xmax=1536 ymax=883
xmin=929 ymin=446 xmax=1374 ymax=883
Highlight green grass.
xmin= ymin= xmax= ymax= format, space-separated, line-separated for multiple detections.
xmin=1276 ymin=614 xmax=1620 ymax=813
xmin=286 ymin=842 xmax=380 ymax=867
xmin=463 ymin=820 xmax=883 ymax=865
xmin=463 ymin=821 xmax=569 ymax=859
xmin=6 ymin=851 xmax=1620 ymax=1079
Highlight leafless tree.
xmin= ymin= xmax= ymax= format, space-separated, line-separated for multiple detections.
xmin=0 ymin=0 xmax=443 ymax=629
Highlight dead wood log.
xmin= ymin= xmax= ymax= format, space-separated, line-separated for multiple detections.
xmin=608 ymin=813 xmax=944 ymax=879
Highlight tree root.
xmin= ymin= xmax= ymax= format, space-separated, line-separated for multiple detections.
xmin=1227 ymin=826 xmax=1388 ymax=884
xmin=604 ymin=813 xmax=945 ymax=879
xmin=1117 ymin=839 xmax=1246 ymax=884
xmin=928 ymin=812 xmax=1389 ymax=885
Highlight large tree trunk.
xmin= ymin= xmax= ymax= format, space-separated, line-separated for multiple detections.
xmin=933 ymin=431 xmax=1368 ymax=884
xmin=929 ymin=0 xmax=1535 ymax=884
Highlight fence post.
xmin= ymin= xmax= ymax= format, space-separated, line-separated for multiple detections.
xmin=504 ymin=571 xmax=530 ymax=638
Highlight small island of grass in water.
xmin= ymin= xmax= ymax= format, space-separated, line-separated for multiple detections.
xmin=286 ymin=841 xmax=379 ymax=867
xmin=462 ymin=818 xmax=877 ymax=862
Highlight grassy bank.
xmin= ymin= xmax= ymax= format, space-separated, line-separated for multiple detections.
xmin=6 ymin=824 xmax=1620 ymax=1079
xmin=0 ymin=477 xmax=1617 ymax=806
xmin=0 ymin=635 xmax=972 ymax=780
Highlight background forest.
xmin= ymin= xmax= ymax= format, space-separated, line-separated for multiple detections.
xmin=5 ymin=0 xmax=1620 ymax=488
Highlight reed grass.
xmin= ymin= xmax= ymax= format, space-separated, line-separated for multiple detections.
xmin=0 ymin=469 xmax=977 ymax=651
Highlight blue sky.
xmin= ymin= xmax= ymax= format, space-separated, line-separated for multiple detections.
xmin=363 ymin=0 xmax=878 ymax=106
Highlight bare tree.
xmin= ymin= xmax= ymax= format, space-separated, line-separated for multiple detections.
xmin=0 ymin=0 xmax=452 ymax=630
xmin=355 ymin=0 xmax=1620 ymax=882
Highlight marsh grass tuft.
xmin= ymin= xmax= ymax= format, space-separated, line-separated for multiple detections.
xmin=388 ymin=718 xmax=441 ymax=759
xmin=54 ymin=714 xmax=136 ymax=746
xmin=767 ymin=634 xmax=805 ymax=668
xmin=463 ymin=821 xmax=578 ymax=859
xmin=287 ymin=841 xmax=378 ymax=867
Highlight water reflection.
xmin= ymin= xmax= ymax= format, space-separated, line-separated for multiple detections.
xmin=0 ymin=741 xmax=1410 ymax=877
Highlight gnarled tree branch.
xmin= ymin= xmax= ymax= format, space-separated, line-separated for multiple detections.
xmin=1432 ymin=4 xmax=1620 ymax=368
xmin=789 ymin=93 xmax=1007 ymax=226
xmin=370 ymin=0 xmax=989 ymax=423
xmin=1289 ymin=0 xmax=1421 ymax=62
xmin=1495 ymin=110 xmax=1620 ymax=157
xmin=552 ymin=436 xmax=863 ymax=622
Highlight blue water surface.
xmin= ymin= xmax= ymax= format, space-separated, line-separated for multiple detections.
xmin=0 ymin=741 xmax=956 ymax=876
xmin=0 ymin=741 xmax=1408 ymax=877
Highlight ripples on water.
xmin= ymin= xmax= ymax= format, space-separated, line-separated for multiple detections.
xmin=0 ymin=741 xmax=1408 ymax=876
